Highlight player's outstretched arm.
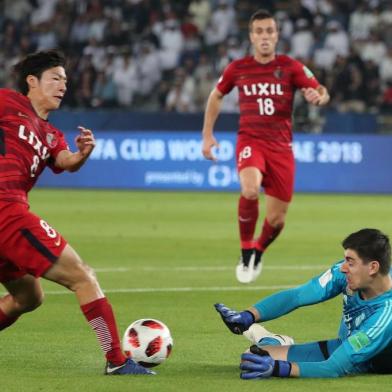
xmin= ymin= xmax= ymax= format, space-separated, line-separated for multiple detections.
xmin=214 ymin=303 xmax=256 ymax=334
xmin=201 ymin=88 xmax=223 ymax=161
xmin=55 ymin=126 xmax=96 ymax=172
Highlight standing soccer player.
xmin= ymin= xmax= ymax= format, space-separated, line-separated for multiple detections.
xmin=0 ymin=50 xmax=153 ymax=375
xmin=202 ymin=9 xmax=330 ymax=283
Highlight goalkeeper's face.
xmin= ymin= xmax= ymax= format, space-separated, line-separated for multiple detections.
xmin=341 ymin=249 xmax=378 ymax=292
xmin=249 ymin=18 xmax=279 ymax=59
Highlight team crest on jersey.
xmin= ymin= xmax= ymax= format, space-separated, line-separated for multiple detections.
xmin=348 ymin=332 xmax=370 ymax=352
xmin=46 ymin=133 xmax=57 ymax=148
xmin=274 ymin=68 xmax=283 ymax=79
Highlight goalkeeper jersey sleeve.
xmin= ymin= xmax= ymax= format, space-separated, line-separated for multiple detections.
xmin=298 ymin=299 xmax=392 ymax=377
xmin=253 ymin=261 xmax=347 ymax=321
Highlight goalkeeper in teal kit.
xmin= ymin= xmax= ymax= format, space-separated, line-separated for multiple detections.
xmin=215 ymin=228 xmax=392 ymax=378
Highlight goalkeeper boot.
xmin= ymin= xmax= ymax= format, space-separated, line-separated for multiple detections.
xmin=243 ymin=324 xmax=294 ymax=346
xmin=105 ymin=358 xmax=156 ymax=375
xmin=252 ymin=249 xmax=263 ymax=281
xmin=236 ymin=248 xmax=255 ymax=284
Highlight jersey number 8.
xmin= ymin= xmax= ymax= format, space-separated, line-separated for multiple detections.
xmin=40 ymin=219 xmax=57 ymax=238
xmin=239 ymin=146 xmax=252 ymax=162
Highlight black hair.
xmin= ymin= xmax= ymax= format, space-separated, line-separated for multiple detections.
xmin=249 ymin=9 xmax=276 ymax=31
xmin=342 ymin=228 xmax=391 ymax=275
xmin=13 ymin=50 xmax=66 ymax=95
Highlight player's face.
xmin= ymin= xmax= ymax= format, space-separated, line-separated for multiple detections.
xmin=341 ymin=249 xmax=374 ymax=291
xmin=249 ymin=18 xmax=279 ymax=60
xmin=28 ymin=66 xmax=67 ymax=111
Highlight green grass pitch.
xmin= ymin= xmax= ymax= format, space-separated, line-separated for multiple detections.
xmin=1 ymin=189 xmax=392 ymax=391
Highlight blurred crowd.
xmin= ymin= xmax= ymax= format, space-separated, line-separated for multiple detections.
xmin=1 ymin=0 xmax=392 ymax=119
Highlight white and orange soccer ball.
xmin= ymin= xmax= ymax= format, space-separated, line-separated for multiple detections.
xmin=122 ymin=319 xmax=173 ymax=367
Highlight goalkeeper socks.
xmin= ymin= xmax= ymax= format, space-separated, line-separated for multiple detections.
xmin=238 ymin=196 xmax=259 ymax=249
xmin=256 ymin=219 xmax=284 ymax=252
xmin=81 ymin=297 xmax=126 ymax=366
xmin=0 ymin=306 xmax=18 ymax=331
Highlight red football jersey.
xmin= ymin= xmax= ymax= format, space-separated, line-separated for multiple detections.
xmin=216 ymin=55 xmax=320 ymax=148
xmin=0 ymin=89 xmax=69 ymax=205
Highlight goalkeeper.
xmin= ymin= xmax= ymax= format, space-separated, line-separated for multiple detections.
xmin=215 ymin=228 xmax=392 ymax=378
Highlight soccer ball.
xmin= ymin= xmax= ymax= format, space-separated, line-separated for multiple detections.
xmin=122 ymin=318 xmax=173 ymax=367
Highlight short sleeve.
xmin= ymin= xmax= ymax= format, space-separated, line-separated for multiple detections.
xmin=47 ymin=130 xmax=69 ymax=174
xmin=291 ymin=59 xmax=320 ymax=89
xmin=216 ymin=62 xmax=236 ymax=95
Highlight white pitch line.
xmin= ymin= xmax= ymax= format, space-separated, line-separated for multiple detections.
xmin=0 ymin=265 xmax=326 ymax=296
xmin=30 ymin=285 xmax=296 ymax=296
xmin=94 ymin=265 xmax=329 ymax=273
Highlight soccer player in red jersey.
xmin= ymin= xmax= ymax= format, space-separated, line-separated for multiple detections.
xmin=0 ymin=50 xmax=153 ymax=375
xmin=202 ymin=10 xmax=330 ymax=283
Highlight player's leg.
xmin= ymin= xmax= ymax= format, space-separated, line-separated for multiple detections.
xmin=286 ymin=339 xmax=341 ymax=362
xmin=0 ymin=274 xmax=44 ymax=330
xmin=43 ymin=244 xmax=104 ymax=304
xmin=1 ymin=203 xmax=151 ymax=374
xmin=43 ymin=244 xmax=154 ymax=375
xmin=243 ymin=323 xmax=294 ymax=346
xmin=246 ymin=339 xmax=341 ymax=362
xmin=252 ymin=196 xmax=289 ymax=281
xmin=253 ymin=149 xmax=294 ymax=280
xmin=258 ymin=339 xmax=341 ymax=362
xmin=237 ymin=166 xmax=263 ymax=283
xmin=256 ymin=195 xmax=289 ymax=254
xmin=235 ymin=139 xmax=266 ymax=283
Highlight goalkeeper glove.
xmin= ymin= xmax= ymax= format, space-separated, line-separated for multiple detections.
xmin=240 ymin=345 xmax=292 ymax=379
xmin=214 ymin=303 xmax=254 ymax=334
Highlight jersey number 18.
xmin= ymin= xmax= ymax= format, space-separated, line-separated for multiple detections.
xmin=257 ymin=98 xmax=275 ymax=115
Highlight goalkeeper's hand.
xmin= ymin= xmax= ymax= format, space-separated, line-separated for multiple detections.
xmin=240 ymin=345 xmax=292 ymax=379
xmin=214 ymin=303 xmax=254 ymax=334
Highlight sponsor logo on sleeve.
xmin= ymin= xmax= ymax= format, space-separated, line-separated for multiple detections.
xmin=348 ymin=332 xmax=370 ymax=352
xmin=318 ymin=269 xmax=332 ymax=288
xmin=303 ymin=65 xmax=314 ymax=78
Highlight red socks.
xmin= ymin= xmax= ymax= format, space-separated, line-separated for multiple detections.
xmin=0 ymin=307 xmax=18 ymax=331
xmin=256 ymin=219 xmax=284 ymax=252
xmin=238 ymin=196 xmax=285 ymax=255
xmin=1 ymin=297 xmax=126 ymax=366
xmin=238 ymin=196 xmax=259 ymax=249
xmin=81 ymin=297 xmax=126 ymax=366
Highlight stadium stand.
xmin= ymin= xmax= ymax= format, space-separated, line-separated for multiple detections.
xmin=1 ymin=0 xmax=391 ymax=131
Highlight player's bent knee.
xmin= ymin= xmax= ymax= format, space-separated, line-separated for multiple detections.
xmin=15 ymin=292 xmax=44 ymax=313
xmin=81 ymin=263 xmax=98 ymax=283
xmin=267 ymin=214 xmax=286 ymax=228
xmin=69 ymin=263 xmax=100 ymax=292
xmin=46 ymin=247 xmax=99 ymax=290
xmin=241 ymin=188 xmax=259 ymax=200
